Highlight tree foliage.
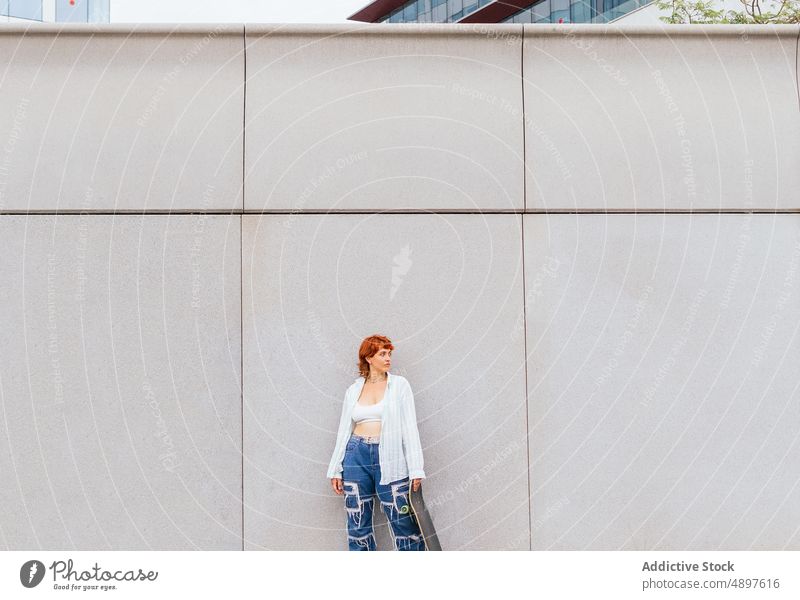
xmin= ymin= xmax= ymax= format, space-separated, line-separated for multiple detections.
xmin=655 ymin=0 xmax=800 ymax=23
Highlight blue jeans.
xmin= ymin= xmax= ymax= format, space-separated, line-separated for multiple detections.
xmin=342 ymin=434 xmax=425 ymax=551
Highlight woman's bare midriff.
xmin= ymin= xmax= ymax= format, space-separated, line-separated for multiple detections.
xmin=353 ymin=421 xmax=381 ymax=437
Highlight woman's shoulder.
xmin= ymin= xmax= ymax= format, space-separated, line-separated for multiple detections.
xmin=392 ymin=374 xmax=411 ymax=390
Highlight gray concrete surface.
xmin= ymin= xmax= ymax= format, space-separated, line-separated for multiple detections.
xmin=523 ymin=25 xmax=800 ymax=210
xmin=0 ymin=24 xmax=798 ymax=551
xmin=0 ymin=25 xmax=243 ymax=211
xmin=242 ymin=214 xmax=529 ymax=550
xmin=244 ymin=24 xmax=525 ymax=211
xmin=0 ymin=215 xmax=242 ymax=549
xmin=525 ymin=214 xmax=800 ymax=549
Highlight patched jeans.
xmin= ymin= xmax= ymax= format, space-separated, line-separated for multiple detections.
xmin=342 ymin=434 xmax=425 ymax=551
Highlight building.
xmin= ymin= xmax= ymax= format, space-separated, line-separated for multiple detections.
xmin=1 ymin=0 xmax=109 ymax=24
xmin=347 ymin=0 xmax=654 ymax=25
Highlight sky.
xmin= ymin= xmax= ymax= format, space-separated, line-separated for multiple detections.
xmin=111 ymin=0 xmax=370 ymax=23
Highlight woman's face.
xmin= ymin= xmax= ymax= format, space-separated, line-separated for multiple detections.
xmin=367 ymin=347 xmax=392 ymax=373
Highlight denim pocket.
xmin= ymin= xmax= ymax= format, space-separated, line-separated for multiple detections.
xmin=344 ymin=485 xmax=359 ymax=510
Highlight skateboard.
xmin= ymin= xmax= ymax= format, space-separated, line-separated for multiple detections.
xmin=405 ymin=483 xmax=442 ymax=550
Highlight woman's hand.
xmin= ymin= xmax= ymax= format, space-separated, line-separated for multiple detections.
xmin=411 ymin=478 xmax=422 ymax=492
xmin=331 ymin=477 xmax=343 ymax=495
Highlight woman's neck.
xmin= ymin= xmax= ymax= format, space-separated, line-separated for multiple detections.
xmin=366 ymin=372 xmax=387 ymax=384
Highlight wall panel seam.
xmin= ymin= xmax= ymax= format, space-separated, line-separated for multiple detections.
xmin=241 ymin=23 xmax=247 ymax=552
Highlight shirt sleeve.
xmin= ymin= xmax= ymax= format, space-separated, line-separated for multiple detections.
xmin=400 ymin=379 xmax=426 ymax=480
xmin=326 ymin=389 xmax=351 ymax=479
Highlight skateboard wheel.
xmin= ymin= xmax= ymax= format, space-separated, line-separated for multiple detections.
xmin=400 ymin=505 xmax=410 ymax=514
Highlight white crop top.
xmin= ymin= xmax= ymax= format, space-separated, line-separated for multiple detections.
xmin=352 ymin=400 xmax=383 ymax=424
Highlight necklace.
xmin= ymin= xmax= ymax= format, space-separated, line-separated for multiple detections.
xmin=366 ymin=373 xmax=387 ymax=384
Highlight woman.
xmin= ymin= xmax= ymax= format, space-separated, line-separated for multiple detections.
xmin=327 ymin=334 xmax=427 ymax=551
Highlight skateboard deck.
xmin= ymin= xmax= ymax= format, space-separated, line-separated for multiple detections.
xmin=406 ymin=484 xmax=442 ymax=550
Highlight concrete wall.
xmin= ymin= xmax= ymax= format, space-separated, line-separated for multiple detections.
xmin=0 ymin=23 xmax=798 ymax=550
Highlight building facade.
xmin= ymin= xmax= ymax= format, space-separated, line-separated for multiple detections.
xmin=1 ymin=0 xmax=109 ymax=24
xmin=348 ymin=0 xmax=652 ymax=24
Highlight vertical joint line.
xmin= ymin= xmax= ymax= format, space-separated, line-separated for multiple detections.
xmin=520 ymin=24 xmax=532 ymax=552
xmin=521 ymin=24 xmax=527 ymax=213
xmin=521 ymin=212 xmax=532 ymax=552
xmin=241 ymin=23 xmax=247 ymax=552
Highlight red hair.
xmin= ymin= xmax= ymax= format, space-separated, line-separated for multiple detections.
xmin=357 ymin=334 xmax=394 ymax=379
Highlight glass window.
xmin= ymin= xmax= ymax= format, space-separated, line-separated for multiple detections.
xmin=605 ymin=0 xmax=638 ymax=20
xmin=88 ymin=0 xmax=110 ymax=23
xmin=448 ymin=0 xmax=463 ymax=21
xmin=551 ymin=0 xmax=570 ymax=22
xmin=532 ymin=0 xmax=551 ymax=22
xmin=462 ymin=2 xmax=479 ymax=17
xmin=523 ymin=8 xmax=535 ymax=21
xmin=389 ymin=8 xmax=402 ymax=22
xmin=1 ymin=1 xmax=8 ymax=16
xmin=9 ymin=0 xmax=42 ymax=20
xmin=570 ymin=0 xmax=592 ymax=22
xmin=56 ymin=0 xmax=88 ymax=22
xmin=403 ymin=1 xmax=418 ymax=20
xmin=432 ymin=0 xmax=446 ymax=6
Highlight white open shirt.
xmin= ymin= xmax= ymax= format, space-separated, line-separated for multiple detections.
xmin=326 ymin=372 xmax=426 ymax=485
